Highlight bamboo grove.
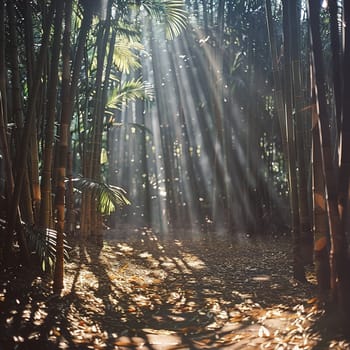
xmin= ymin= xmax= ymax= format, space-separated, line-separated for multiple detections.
xmin=0 ymin=0 xmax=349 ymax=315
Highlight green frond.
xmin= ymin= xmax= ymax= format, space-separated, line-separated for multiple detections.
xmin=141 ymin=0 xmax=188 ymax=39
xmin=72 ymin=177 xmax=131 ymax=215
xmin=25 ymin=226 xmax=70 ymax=273
xmin=113 ymin=22 xmax=141 ymax=42
xmin=106 ymin=78 xmax=154 ymax=111
xmin=113 ymin=37 xmax=144 ymax=74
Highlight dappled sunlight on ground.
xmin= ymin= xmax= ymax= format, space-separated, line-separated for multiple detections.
xmin=0 ymin=228 xmax=349 ymax=349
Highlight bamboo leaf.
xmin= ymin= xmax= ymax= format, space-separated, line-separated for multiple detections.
xmin=72 ymin=177 xmax=131 ymax=215
xmin=140 ymin=0 xmax=188 ymax=39
xmin=113 ymin=37 xmax=144 ymax=74
xmin=25 ymin=226 xmax=70 ymax=273
xmin=106 ymin=79 xmax=154 ymax=111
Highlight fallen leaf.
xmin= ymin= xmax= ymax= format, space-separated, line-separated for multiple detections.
xmin=258 ymin=325 xmax=270 ymax=338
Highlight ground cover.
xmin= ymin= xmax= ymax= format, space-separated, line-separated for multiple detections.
xmin=0 ymin=227 xmax=349 ymax=349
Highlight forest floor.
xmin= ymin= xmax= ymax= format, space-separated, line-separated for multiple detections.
xmin=1 ymin=226 xmax=350 ymax=350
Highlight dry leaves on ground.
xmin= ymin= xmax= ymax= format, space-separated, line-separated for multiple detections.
xmin=0 ymin=228 xmax=349 ymax=349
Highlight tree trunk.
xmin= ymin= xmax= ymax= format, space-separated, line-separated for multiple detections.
xmin=90 ymin=2 xmax=113 ymax=237
xmin=336 ymin=0 xmax=350 ymax=315
xmin=328 ymin=0 xmax=342 ymax=134
xmin=0 ymin=0 xmax=7 ymax=127
xmin=39 ymin=0 xmax=64 ymax=229
xmin=0 ymin=0 xmax=13 ymax=205
xmin=5 ymin=0 xmax=55 ymax=262
xmin=338 ymin=0 xmax=350 ymax=235
xmin=53 ymin=2 xmax=93 ymax=294
xmin=24 ymin=0 xmax=35 ymax=92
xmin=265 ymin=0 xmax=288 ymax=174
xmin=308 ymin=0 xmax=350 ymax=313
xmin=312 ymin=103 xmax=330 ymax=299
xmin=289 ymin=0 xmax=313 ymax=265
xmin=282 ymin=0 xmax=306 ymax=282
xmin=23 ymin=0 xmax=41 ymax=222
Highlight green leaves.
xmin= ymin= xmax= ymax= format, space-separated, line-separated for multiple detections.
xmin=72 ymin=177 xmax=131 ymax=215
xmin=26 ymin=226 xmax=69 ymax=272
xmin=140 ymin=0 xmax=188 ymax=39
xmin=113 ymin=37 xmax=144 ymax=74
xmin=106 ymin=78 xmax=154 ymax=111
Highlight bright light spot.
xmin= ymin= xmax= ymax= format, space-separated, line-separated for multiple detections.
xmin=199 ymin=36 xmax=210 ymax=45
xmin=205 ymin=216 xmax=213 ymax=223
xmin=252 ymin=275 xmax=271 ymax=282
xmin=117 ymin=243 xmax=134 ymax=252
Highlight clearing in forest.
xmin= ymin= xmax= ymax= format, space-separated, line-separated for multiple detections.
xmin=0 ymin=228 xmax=349 ymax=350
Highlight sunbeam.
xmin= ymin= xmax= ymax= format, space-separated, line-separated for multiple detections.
xmin=107 ymin=12 xmax=288 ymax=236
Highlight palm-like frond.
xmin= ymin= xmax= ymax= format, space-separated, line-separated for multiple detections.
xmin=72 ymin=177 xmax=131 ymax=215
xmin=114 ymin=22 xmax=141 ymax=42
xmin=113 ymin=37 xmax=144 ymax=74
xmin=106 ymin=78 xmax=154 ymax=111
xmin=26 ymin=226 xmax=70 ymax=272
xmin=141 ymin=0 xmax=188 ymax=39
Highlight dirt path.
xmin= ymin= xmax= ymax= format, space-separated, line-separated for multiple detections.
xmin=1 ymin=228 xmax=349 ymax=349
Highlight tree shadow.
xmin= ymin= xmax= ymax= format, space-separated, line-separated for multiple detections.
xmin=1 ymin=230 xmax=348 ymax=349
xmin=0 ymin=263 xmax=79 ymax=350
xmin=64 ymin=233 xmax=226 ymax=348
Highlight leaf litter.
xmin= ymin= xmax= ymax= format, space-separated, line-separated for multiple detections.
xmin=0 ymin=227 xmax=349 ymax=349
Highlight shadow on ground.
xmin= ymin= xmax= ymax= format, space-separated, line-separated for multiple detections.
xmin=0 ymin=227 xmax=349 ymax=349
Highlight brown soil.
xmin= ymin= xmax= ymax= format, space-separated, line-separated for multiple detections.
xmin=0 ymin=227 xmax=349 ymax=349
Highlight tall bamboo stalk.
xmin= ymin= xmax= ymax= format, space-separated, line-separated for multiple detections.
xmin=338 ymin=0 xmax=350 ymax=233
xmin=308 ymin=0 xmax=350 ymax=312
xmin=39 ymin=0 xmax=64 ymax=229
xmin=312 ymin=100 xmax=330 ymax=299
xmin=282 ymin=0 xmax=305 ymax=281
xmin=0 ymin=0 xmax=7 ymax=128
xmin=329 ymin=0 xmax=342 ymax=134
xmin=53 ymin=1 xmax=93 ymax=293
xmin=5 ymin=0 xmax=56 ymax=261
xmin=289 ymin=0 xmax=313 ymax=264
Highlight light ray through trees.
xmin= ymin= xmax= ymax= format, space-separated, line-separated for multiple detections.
xmin=108 ymin=15 xmax=287 ymax=236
